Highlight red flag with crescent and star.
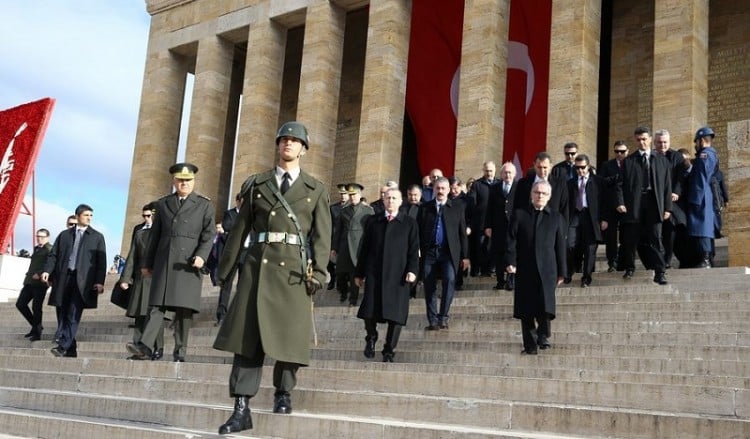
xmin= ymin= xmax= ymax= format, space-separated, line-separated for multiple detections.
xmin=0 ymin=98 xmax=55 ymax=252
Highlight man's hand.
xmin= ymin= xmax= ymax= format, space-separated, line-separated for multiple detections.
xmin=405 ymin=272 xmax=416 ymax=283
xmin=120 ymin=282 xmax=130 ymax=290
xmin=305 ymin=277 xmax=322 ymax=296
xmin=506 ymin=265 xmax=516 ymax=274
xmin=663 ymin=211 xmax=671 ymax=221
xmin=556 ymin=276 xmax=564 ymax=286
xmin=616 ymin=205 xmax=627 ymax=214
xmin=484 ymin=228 xmax=492 ymax=238
xmin=460 ymin=259 xmax=470 ymax=270
xmin=93 ymin=284 xmax=105 ymax=294
xmin=191 ymin=256 xmax=205 ymax=269
xmin=354 ymin=277 xmax=364 ymax=288
xmin=600 ymin=221 xmax=608 ymax=231
xmin=671 ymin=193 xmax=679 ymax=202
xmin=141 ymin=268 xmax=153 ymax=277
xmin=41 ymin=272 xmax=49 ymax=283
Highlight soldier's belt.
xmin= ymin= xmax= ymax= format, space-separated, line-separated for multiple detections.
xmin=256 ymin=232 xmax=302 ymax=245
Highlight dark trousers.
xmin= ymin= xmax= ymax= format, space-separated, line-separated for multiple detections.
xmin=141 ymin=307 xmax=191 ymax=357
xmin=662 ymin=219 xmax=676 ymax=266
xmin=520 ymin=315 xmax=550 ymax=352
xmin=228 ymin=341 xmax=300 ymax=397
xmin=602 ymin=214 xmax=623 ymax=268
xmin=336 ymin=272 xmax=360 ymax=305
xmin=16 ymin=284 xmax=47 ymax=329
xmin=364 ymin=318 xmax=402 ymax=353
xmin=132 ymin=313 xmax=164 ymax=350
xmin=469 ymin=234 xmax=493 ymax=275
xmin=567 ymin=210 xmax=598 ymax=280
xmin=58 ymin=275 xmax=85 ymax=351
xmin=423 ymin=248 xmax=456 ymax=326
xmin=620 ymin=193 xmax=666 ymax=273
xmin=216 ymin=263 xmax=239 ymax=321
xmin=54 ymin=306 xmax=64 ymax=341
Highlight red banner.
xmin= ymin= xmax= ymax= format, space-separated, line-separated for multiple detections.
xmin=405 ymin=0 xmax=465 ymax=177
xmin=503 ymin=0 xmax=553 ymax=172
xmin=0 ymin=98 xmax=55 ymax=252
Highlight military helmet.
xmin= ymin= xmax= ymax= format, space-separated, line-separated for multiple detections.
xmin=694 ymin=126 xmax=715 ymax=142
xmin=275 ymin=121 xmax=310 ymax=149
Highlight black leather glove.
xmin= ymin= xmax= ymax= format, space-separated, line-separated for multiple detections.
xmin=305 ymin=278 xmax=322 ymax=296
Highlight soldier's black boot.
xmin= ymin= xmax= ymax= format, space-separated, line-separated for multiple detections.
xmin=699 ymin=253 xmax=712 ymax=268
xmin=219 ymin=396 xmax=252 ymax=434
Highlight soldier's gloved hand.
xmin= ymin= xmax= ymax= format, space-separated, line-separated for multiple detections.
xmin=305 ymin=278 xmax=322 ymax=296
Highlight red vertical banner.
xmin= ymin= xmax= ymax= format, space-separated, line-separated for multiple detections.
xmin=405 ymin=0 xmax=465 ymax=177
xmin=0 ymin=98 xmax=55 ymax=252
xmin=503 ymin=0 xmax=553 ymax=172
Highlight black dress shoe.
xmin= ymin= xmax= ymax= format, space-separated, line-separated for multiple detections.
xmin=273 ymin=391 xmax=292 ymax=414
xmin=218 ymin=396 xmax=252 ymax=434
xmin=623 ymin=269 xmax=634 ymax=279
xmin=521 ymin=348 xmax=538 ymax=355
xmin=151 ymin=348 xmax=163 ymax=361
xmin=439 ymin=324 xmax=449 ymax=330
xmin=126 ymin=341 xmax=152 ymax=359
xmin=563 ymin=277 xmax=572 ymax=284
xmin=607 ymin=265 xmax=616 ymax=273
xmin=363 ymin=338 xmax=376 ymax=359
xmin=127 ymin=355 xmax=146 ymax=360
xmin=654 ymin=272 xmax=668 ymax=285
xmin=173 ymin=354 xmax=185 ymax=362
xmin=327 ymin=282 xmax=335 ymax=291
xmin=424 ymin=325 xmax=439 ymax=331
xmin=24 ymin=330 xmax=34 ymax=338
xmin=493 ymin=283 xmax=504 ymax=290
xmin=382 ymin=352 xmax=394 ymax=362
xmin=537 ymin=336 xmax=551 ymax=350
xmin=580 ymin=277 xmax=591 ymax=288
xmin=51 ymin=346 xmax=77 ymax=358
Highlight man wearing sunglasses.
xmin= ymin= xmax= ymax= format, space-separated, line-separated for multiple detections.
xmin=598 ymin=141 xmax=629 ymax=272
xmin=552 ymin=142 xmax=580 ymax=181
xmin=566 ymin=155 xmax=604 ymax=288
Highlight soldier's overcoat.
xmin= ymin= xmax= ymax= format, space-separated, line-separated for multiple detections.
xmin=213 ymin=169 xmax=331 ymax=365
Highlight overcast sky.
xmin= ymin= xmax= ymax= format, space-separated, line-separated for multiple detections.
xmin=1 ymin=1 xmax=153 ymax=262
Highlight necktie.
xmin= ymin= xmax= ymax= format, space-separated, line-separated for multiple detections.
xmin=576 ymin=177 xmax=585 ymax=211
xmin=69 ymin=229 xmax=83 ymax=270
xmin=387 ymin=214 xmax=394 ymax=222
xmin=503 ymin=183 xmax=510 ymax=196
xmin=281 ymin=172 xmax=291 ymax=194
xmin=178 ymin=197 xmax=184 ymax=207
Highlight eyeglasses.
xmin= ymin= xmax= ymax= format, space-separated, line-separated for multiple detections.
xmin=575 ymin=165 xmax=587 ymax=170
xmin=142 ymin=214 xmax=152 ymax=218
xmin=532 ymin=191 xmax=550 ymax=196
xmin=565 ymin=152 xmax=577 ymax=156
xmin=35 ymin=235 xmax=48 ymax=238
xmin=614 ymin=150 xmax=627 ymax=154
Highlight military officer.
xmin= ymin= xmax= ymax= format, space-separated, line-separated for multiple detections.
xmin=327 ymin=184 xmax=350 ymax=290
xmin=126 ymin=163 xmax=215 ymax=362
xmin=332 ymin=183 xmax=374 ymax=305
xmin=214 ymin=121 xmax=331 ymax=435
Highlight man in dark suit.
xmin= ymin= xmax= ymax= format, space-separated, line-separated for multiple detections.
xmin=42 ymin=204 xmax=107 ymax=357
xmin=126 ymin=162 xmax=215 ymax=362
xmin=16 ymin=228 xmax=52 ymax=341
xmin=598 ymin=140 xmax=628 ymax=271
xmin=400 ymin=184 xmax=422 ymax=219
xmin=417 ymin=177 xmax=469 ymax=330
xmin=355 ymin=188 xmax=419 ymax=362
xmin=514 ymin=151 xmax=570 ymax=227
xmin=654 ymin=129 xmax=686 ymax=269
xmin=566 ymin=154 xmax=604 ymax=287
xmin=505 ymin=180 xmax=566 ymax=355
xmin=468 ymin=161 xmax=500 ymax=276
xmin=551 ymin=142 xmax=579 ymax=181
xmin=448 ymin=177 xmax=472 ymax=290
xmin=215 ymin=193 xmax=243 ymax=325
xmin=327 ymin=184 xmax=350 ymax=290
xmin=616 ymin=126 xmax=673 ymax=284
xmin=485 ymin=162 xmax=517 ymax=290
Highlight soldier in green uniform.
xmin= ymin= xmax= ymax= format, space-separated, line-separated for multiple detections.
xmin=126 ymin=163 xmax=215 ymax=362
xmin=215 ymin=121 xmax=331 ymax=435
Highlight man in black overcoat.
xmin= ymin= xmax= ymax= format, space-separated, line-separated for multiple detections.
xmin=215 ymin=193 xmax=242 ymax=325
xmin=598 ymin=140 xmax=628 ymax=271
xmin=355 ymin=188 xmax=419 ymax=362
xmin=616 ymin=126 xmax=672 ymax=284
xmin=467 ymin=161 xmax=500 ymax=276
xmin=505 ymin=180 xmax=566 ymax=355
xmin=485 ymin=162 xmax=517 ymax=290
xmin=42 ymin=204 xmax=107 ymax=358
xmin=417 ymin=177 xmax=469 ymax=330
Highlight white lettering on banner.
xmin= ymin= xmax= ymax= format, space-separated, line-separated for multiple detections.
xmin=0 ymin=122 xmax=27 ymax=196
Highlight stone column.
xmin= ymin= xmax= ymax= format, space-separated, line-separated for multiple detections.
xmin=185 ymin=35 xmax=234 ymax=216
xmin=455 ymin=0 xmax=510 ymax=178
xmin=122 ymin=47 xmax=188 ymax=252
xmin=652 ymin=0 xmax=709 ymax=147
xmin=232 ymin=9 xmax=287 ymax=193
xmin=355 ymin=0 xmax=411 ymax=201
xmin=296 ymin=0 xmax=346 ymax=186
xmin=547 ymin=0 xmax=601 ymax=160
xmin=725 ymin=120 xmax=750 ymax=267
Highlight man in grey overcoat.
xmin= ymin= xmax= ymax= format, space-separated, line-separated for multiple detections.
xmin=214 ymin=121 xmax=331 ymax=435
xmin=126 ymin=163 xmax=215 ymax=362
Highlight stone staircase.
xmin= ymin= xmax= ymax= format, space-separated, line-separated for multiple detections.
xmin=0 ymin=245 xmax=748 ymax=438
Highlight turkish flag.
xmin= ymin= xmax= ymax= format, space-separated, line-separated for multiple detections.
xmin=503 ymin=0 xmax=553 ymax=172
xmin=0 ymin=98 xmax=55 ymax=251
xmin=405 ymin=0 xmax=465 ymax=177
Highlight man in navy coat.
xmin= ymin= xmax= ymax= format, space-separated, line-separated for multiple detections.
xmin=687 ymin=126 xmax=719 ymax=268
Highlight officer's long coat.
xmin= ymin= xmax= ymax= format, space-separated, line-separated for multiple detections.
xmin=687 ymin=146 xmax=719 ymax=238
xmin=119 ymin=226 xmax=153 ymax=317
xmin=145 ymin=192 xmax=215 ymax=313
xmin=213 ymin=169 xmax=331 ymax=366
xmin=333 ymin=201 xmax=374 ymax=273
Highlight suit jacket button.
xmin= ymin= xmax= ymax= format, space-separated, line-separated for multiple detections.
xmin=262 ymin=259 xmax=268 ymax=264
xmin=279 ymin=261 xmax=285 ymax=266
xmin=271 ymin=211 xmax=276 ymax=216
